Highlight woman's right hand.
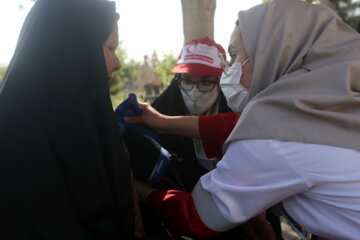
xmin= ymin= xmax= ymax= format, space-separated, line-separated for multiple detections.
xmin=125 ymin=102 xmax=200 ymax=137
xmin=124 ymin=102 xmax=168 ymax=133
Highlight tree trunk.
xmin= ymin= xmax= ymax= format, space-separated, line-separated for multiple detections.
xmin=181 ymin=0 xmax=216 ymax=44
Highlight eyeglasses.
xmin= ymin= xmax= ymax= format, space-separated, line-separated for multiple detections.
xmin=177 ymin=77 xmax=219 ymax=93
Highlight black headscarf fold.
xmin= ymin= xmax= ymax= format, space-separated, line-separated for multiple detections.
xmin=0 ymin=0 xmax=134 ymax=239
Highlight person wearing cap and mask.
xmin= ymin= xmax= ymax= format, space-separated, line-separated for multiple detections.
xmin=0 ymin=0 xmax=137 ymax=239
xmin=151 ymin=37 xmax=235 ymax=191
xmin=129 ymin=0 xmax=360 ymax=239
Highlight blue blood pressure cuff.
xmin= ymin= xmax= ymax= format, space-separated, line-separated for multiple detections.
xmin=115 ymin=93 xmax=173 ymax=185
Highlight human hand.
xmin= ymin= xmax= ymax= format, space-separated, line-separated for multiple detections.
xmin=241 ymin=214 xmax=276 ymax=240
xmin=124 ymin=102 xmax=168 ymax=133
xmin=124 ymin=102 xmax=199 ymax=137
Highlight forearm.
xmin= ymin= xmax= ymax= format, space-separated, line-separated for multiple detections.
xmin=158 ymin=115 xmax=199 ymax=137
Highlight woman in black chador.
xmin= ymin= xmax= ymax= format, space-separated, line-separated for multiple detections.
xmin=0 ymin=0 xmax=135 ymax=239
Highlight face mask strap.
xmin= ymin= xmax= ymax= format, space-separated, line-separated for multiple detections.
xmin=241 ymin=58 xmax=250 ymax=66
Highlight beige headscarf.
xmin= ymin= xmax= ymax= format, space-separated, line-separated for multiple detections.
xmin=225 ymin=0 xmax=360 ymax=151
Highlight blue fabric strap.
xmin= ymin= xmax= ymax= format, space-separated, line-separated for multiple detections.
xmin=115 ymin=93 xmax=159 ymax=142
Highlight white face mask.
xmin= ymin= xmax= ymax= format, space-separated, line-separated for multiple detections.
xmin=220 ymin=59 xmax=249 ymax=113
xmin=180 ymin=87 xmax=219 ymax=115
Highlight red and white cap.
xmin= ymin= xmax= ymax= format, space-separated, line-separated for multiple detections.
xmin=172 ymin=37 xmax=226 ymax=76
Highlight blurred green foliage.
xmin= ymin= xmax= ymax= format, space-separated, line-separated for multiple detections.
xmin=110 ymin=43 xmax=140 ymax=96
xmin=155 ymin=53 xmax=177 ymax=88
xmin=334 ymin=0 xmax=360 ymax=29
xmin=110 ymin=42 xmax=177 ymax=107
xmin=0 ymin=66 xmax=7 ymax=83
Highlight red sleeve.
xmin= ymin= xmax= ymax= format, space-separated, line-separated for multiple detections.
xmin=147 ymin=189 xmax=221 ymax=238
xmin=199 ymin=112 xmax=240 ymax=158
